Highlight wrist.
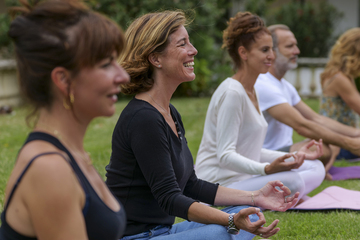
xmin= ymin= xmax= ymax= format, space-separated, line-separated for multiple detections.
xmin=227 ymin=213 xmax=239 ymax=235
xmin=253 ymin=190 xmax=261 ymax=207
xmin=264 ymin=164 xmax=271 ymax=174
xmin=250 ymin=192 xmax=255 ymax=206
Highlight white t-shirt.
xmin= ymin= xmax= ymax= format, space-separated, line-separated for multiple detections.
xmin=195 ymin=78 xmax=286 ymax=186
xmin=254 ymin=72 xmax=301 ymax=150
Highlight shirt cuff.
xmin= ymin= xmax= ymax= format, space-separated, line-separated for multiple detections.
xmin=261 ymin=163 xmax=271 ymax=175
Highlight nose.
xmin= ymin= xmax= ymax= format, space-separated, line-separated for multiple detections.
xmin=115 ymin=64 xmax=130 ymax=84
xmin=294 ymin=46 xmax=300 ymax=55
xmin=268 ymin=49 xmax=275 ymax=60
xmin=189 ymin=43 xmax=198 ymax=56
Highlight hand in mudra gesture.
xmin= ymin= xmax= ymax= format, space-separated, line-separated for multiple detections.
xmin=254 ymin=180 xmax=299 ymax=211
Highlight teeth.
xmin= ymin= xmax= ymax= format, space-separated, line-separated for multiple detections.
xmin=184 ymin=62 xmax=194 ymax=68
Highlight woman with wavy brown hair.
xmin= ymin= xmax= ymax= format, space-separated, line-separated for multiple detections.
xmin=106 ymin=10 xmax=300 ymax=240
xmin=0 ymin=0 xmax=129 ymax=239
xmin=319 ymin=28 xmax=360 ymax=178
xmin=195 ymin=12 xmax=325 ymax=201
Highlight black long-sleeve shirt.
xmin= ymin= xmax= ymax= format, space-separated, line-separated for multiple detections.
xmin=106 ymin=98 xmax=218 ymax=236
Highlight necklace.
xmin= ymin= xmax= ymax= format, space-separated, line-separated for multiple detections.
xmin=145 ymin=92 xmax=171 ymax=118
xmin=34 ymin=123 xmax=93 ymax=166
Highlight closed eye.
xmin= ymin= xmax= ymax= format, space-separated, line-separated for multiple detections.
xmin=100 ymin=56 xmax=114 ymax=68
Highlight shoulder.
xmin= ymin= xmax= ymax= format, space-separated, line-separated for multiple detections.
xmin=255 ymin=75 xmax=291 ymax=111
xmin=255 ymin=73 xmax=282 ymax=94
xmin=15 ymin=142 xmax=82 ymax=206
xmin=18 ymin=141 xmax=76 ymax=187
xmin=282 ymin=79 xmax=298 ymax=92
xmin=215 ymin=78 xmax=246 ymax=100
xmin=120 ymin=98 xmax=166 ymax=129
xmin=332 ymin=72 xmax=352 ymax=85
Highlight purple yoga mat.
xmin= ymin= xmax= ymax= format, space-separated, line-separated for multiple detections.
xmin=291 ymin=186 xmax=360 ymax=210
xmin=328 ymin=166 xmax=360 ymax=180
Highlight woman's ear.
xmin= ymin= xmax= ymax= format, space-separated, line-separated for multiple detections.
xmin=238 ymin=46 xmax=248 ymax=61
xmin=148 ymin=53 xmax=162 ymax=68
xmin=51 ymin=67 xmax=71 ymax=96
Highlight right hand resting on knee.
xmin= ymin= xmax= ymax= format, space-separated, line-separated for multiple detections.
xmin=234 ymin=207 xmax=280 ymax=238
xmin=265 ymin=152 xmax=305 ymax=174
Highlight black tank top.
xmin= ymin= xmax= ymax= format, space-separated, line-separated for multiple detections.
xmin=0 ymin=132 xmax=126 ymax=240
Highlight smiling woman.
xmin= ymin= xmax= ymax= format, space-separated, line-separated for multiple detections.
xmin=0 ymin=0 xmax=129 ymax=239
xmin=105 ymin=10 xmax=300 ymax=240
xmin=195 ymin=11 xmax=325 ymax=205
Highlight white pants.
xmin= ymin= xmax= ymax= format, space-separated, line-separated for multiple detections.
xmin=226 ymin=160 xmax=325 ymax=199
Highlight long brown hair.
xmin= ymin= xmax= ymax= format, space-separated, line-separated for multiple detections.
xmin=321 ymin=28 xmax=360 ymax=83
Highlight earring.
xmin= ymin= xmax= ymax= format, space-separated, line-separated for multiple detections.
xmin=63 ymin=98 xmax=70 ymax=110
xmin=158 ymin=65 xmax=161 ymax=68
xmin=70 ymin=93 xmax=74 ymax=104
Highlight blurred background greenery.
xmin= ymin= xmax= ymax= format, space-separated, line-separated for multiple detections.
xmin=0 ymin=0 xmax=344 ymax=97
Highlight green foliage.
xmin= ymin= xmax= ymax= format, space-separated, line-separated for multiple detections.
xmin=0 ymin=0 xmax=18 ymax=57
xmin=244 ymin=0 xmax=275 ymax=17
xmin=0 ymin=13 xmax=12 ymax=57
xmin=268 ymin=1 xmax=343 ymax=57
xmin=88 ymin=0 xmax=232 ymax=96
xmin=0 ymin=0 xmax=233 ymax=96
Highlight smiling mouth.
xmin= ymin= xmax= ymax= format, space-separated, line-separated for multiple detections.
xmin=184 ymin=62 xmax=194 ymax=68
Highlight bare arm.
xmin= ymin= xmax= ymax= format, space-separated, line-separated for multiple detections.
xmin=266 ymin=102 xmax=358 ymax=150
xmin=294 ymin=100 xmax=360 ymax=137
xmin=333 ymin=74 xmax=360 ymax=117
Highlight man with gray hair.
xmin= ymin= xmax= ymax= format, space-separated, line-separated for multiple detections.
xmin=254 ymin=24 xmax=360 ymax=179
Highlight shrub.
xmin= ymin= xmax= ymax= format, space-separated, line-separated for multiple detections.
xmin=268 ymin=1 xmax=343 ymax=57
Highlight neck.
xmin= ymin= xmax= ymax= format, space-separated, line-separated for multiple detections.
xmin=269 ymin=65 xmax=287 ymax=81
xmin=137 ymin=77 xmax=176 ymax=112
xmin=232 ymin=67 xmax=259 ymax=92
xmin=35 ymin=103 xmax=88 ymax=151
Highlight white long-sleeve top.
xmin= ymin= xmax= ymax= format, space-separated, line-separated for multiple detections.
xmin=195 ymin=78 xmax=288 ymax=186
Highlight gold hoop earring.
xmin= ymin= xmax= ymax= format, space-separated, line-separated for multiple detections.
xmin=63 ymin=98 xmax=71 ymax=110
xmin=70 ymin=93 xmax=74 ymax=104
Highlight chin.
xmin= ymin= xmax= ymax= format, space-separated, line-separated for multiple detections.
xmin=259 ymin=68 xmax=270 ymax=74
xmin=288 ymin=62 xmax=298 ymax=70
xmin=182 ymin=74 xmax=196 ymax=82
xmin=101 ymin=107 xmax=116 ymax=117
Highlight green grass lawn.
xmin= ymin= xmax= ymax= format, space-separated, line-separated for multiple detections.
xmin=1 ymin=97 xmax=359 ymax=239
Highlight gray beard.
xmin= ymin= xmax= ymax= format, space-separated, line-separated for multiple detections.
xmin=275 ymin=50 xmax=298 ymax=72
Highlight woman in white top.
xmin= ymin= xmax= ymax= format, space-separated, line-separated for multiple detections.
xmin=195 ymin=12 xmax=325 ymax=201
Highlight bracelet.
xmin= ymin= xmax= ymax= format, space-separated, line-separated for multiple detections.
xmin=251 ymin=192 xmax=255 ymax=206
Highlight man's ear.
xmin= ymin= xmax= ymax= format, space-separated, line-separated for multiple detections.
xmin=238 ymin=46 xmax=248 ymax=61
xmin=148 ymin=52 xmax=162 ymax=68
xmin=51 ymin=67 xmax=71 ymax=96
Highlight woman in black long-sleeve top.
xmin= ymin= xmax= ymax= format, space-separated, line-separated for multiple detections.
xmin=106 ymin=10 xmax=299 ymax=240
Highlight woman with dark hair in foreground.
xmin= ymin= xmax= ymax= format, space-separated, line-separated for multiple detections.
xmin=0 ymin=1 xmax=129 ymax=239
